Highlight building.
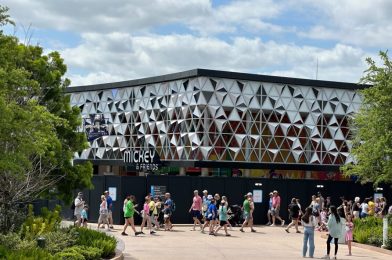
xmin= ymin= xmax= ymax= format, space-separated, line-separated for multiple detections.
xmin=67 ymin=69 xmax=364 ymax=180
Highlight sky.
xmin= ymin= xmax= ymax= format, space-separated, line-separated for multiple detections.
xmin=2 ymin=0 xmax=391 ymax=86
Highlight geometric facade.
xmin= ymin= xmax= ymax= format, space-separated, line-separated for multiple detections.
xmin=68 ymin=69 xmax=363 ymax=173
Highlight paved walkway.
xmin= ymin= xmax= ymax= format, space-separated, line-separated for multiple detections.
xmin=88 ymin=223 xmax=392 ymax=260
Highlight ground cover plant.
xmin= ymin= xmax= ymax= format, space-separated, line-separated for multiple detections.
xmin=0 ymin=205 xmax=117 ymax=259
xmin=353 ymin=216 xmax=392 ymax=249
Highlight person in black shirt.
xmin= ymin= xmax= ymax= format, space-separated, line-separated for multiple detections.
xmin=285 ymin=198 xmax=301 ymax=233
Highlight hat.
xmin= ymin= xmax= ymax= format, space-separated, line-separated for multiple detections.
xmin=207 ymin=195 xmax=213 ymax=200
xmin=269 ymin=192 xmax=273 ymax=195
xmin=203 ymin=190 xmax=208 ymax=193
xmin=104 ymin=190 xmax=109 ymax=194
xmin=194 ymin=190 xmax=198 ymax=193
xmin=247 ymin=192 xmax=253 ymax=196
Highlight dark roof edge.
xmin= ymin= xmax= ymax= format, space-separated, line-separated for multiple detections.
xmin=66 ymin=68 xmax=368 ymax=93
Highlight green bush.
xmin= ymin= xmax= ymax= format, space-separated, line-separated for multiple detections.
xmin=54 ymin=250 xmax=85 ymax=260
xmin=0 ymin=232 xmax=36 ymax=251
xmin=42 ymin=229 xmax=77 ymax=254
xmin=76 ymin=228 xmax=117 ymax=258
xmin=3 ymin=247 xmax=54 ymax=260
xmin=64 ymin=246 xmax=102 ymax=260
xmin=20 ymin=204 xmax=62 ymax=240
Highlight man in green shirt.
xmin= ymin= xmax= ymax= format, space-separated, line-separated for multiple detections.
xmin=239 ymin=192 xmax=256 ymax=232
xmin=122 ymin=195 xmax=142 ymax=236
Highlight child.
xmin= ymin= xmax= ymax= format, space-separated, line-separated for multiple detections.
xmin=81 ymin=205 xmax=88 ymax=227
xmin=141 ymin=196 xmax=155 ymax=235
xmin=317 ymin=208 xmax=328 ymax=232
xmin=345 ymin=214 xmax=354 ymax=256
xmin=162 ymin=203 xmax=172 ymax=231
xmin=214 ymin=200 xmax=231 ymax=236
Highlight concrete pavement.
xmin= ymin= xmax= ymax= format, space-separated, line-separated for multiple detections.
xmin=95 ymin=223 xmax=391 ymax=260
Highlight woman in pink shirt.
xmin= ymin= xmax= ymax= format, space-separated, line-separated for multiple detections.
xmin=189 ymin=190 xmax=203 ymax=231
xmin=141 ymin=196 xmax=155 ymax=235
xmin=271 ymin=190 xmax=285 ymax=226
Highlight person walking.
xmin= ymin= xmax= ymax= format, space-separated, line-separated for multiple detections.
xmin=240 ymin=193 xmax=256 ymax=232
xmin=81 ymin=205 xmax=88 ymax=228
xmin=214 ymin=199 xmax=231 ymax=236
xmin=271 ymin=190 xmax=285 ymax=226
xmin=202 ymin=190 xmax=209 ymax=221
xmin=149 ymin=196 xmax=159 ymax=230
xmin=267 ymin=192 xmax=273 ymax=225
xmin=378 ymin=197 xmax=388 ymax=218
xmin=141 ymin=196 xmax=155 ymax=235
xmin=189 ymin=190 xmax=203 ymax=231
xmin=104 ymin=191 xmax=114 ymax=229
xmin=221 ymin=196 xmax=233 ymax=230
xmin=164 ymin=193 xmax=174 ymax=230
xmin=345 ymin=214 xmax=354 ymax=256
xmin=285 ymin=198 xmax=300 ymax=233
xmin=360 ymin=198 xmax=369 ymax=218
xmin=201 ymin=195 xmax=214 ymax=233
xmin=352 ymin=197 xmax=361 ymax=219
xmin=207 ymin=197 xmax=218 ymax=235
xmin=322 ymin=205 xmax=341 ymax=260
xmin=97 ymin=195 xmax=110 ymax=231
xmin=122 ymin=195 xmax=142 ymax=236
xmin=74 ymin=192 xmax=84 ymax=227
xmin=301 ymin=207 xmax=318 ymax=258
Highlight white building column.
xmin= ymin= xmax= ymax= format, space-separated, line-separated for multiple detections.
xmin=243 ymin=169 xmax=251 ymax=177
xmin=179 ymin=167 xmax=186 ymax=176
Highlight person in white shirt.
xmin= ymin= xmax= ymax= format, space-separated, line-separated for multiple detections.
xmin=301 ymin=207 xmax=318 ymax=258
xmin=74 ymin=192 xmax=84 ymax=227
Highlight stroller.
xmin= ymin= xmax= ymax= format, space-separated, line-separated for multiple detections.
xmin=228 ymin=204 xmax=243 ymax=227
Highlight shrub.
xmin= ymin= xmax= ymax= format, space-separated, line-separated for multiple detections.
xmin=20 ymin=204 xmax=62 ymax=240
xmin=4 ymin=247 xmax=54 ymax=260
xmin=76 ymin=228 xmax=117 ymax=258
xmin=42 ymin=229 xmax=77 ymax=254
xmin=54 ymin=250 xmax=85 ymax=260
xmin=0 ymin=232 xmax=22 ymax=250
xmin=65 ymin=246 xmax=102 ymax=260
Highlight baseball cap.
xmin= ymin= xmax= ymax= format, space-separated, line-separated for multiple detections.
xmin=194 ymin=190 xmax=198 ymax=193
xmin=207 ymin=195 xmax=213 ymax=200
xmin=247 ymin=192 xmax=253 ymax=196
xmin=203 ymin=190 xmax=208 ymax=193
xmin=104 ymin=190 xmax=109 ymax=194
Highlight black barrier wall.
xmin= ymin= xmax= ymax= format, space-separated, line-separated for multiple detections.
xmin=41 ymin=176 xmax=392 ymax=226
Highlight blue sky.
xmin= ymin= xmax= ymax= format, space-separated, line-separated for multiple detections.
xmin=2 ymin=0 xmax=390 ymax=86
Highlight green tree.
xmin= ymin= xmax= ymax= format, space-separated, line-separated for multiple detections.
xmin=342 ymin=51 xmax=392 ymax=185
xmin=0 ymin=6 xmax=93 ymax=232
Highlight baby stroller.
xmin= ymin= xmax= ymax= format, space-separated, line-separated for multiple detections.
xmin=228 ymin=204 xmax=243 ymax=227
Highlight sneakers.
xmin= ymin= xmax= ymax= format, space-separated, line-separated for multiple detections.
xmin=266 ymin=222 xmax=271 ymax=225
xmin=110 ymin=225 xmax=114 ymax=229
xmin=251 ymin=229 xmax=256 ymax=233
xmin=270 ymin=224 xmax=276 ymax=227
xmin=150 ymin=231 xmax=156 ymax=235
xmin=285 ymin=229 xmax=289 ymax=233
xmin=281 ymin=220 xmax=285 ymax=226
xmin=225 ymin=233 xmax=231 ymax=236
xmin=239 ymin=228 xmax=244 ymax=232
xmin=121 ymin=232 xmax=128 ymax=236
xmin=135 ymin=231 xmax=142 ymax=236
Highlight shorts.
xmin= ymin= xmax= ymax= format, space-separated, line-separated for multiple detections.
xmin=271 ymin=208 xmax=280 ymax=217
xmin=75 ymin=214 xmax=81 ymax=220
xmin=243 ymin=212 xmax=252 ymax=220
xmin=108 ymin=210 xmax=113 ymax=219
xmin=191 ymin=210 xmax=201 ymax=218
xmin=98 ymin=214 xmax=108 ymax=224
xmin=220 ymin=221 xmax=227 ymax=226
xmin=124 ymin=216 xmax=134 ymax=219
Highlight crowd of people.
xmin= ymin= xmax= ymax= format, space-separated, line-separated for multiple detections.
xmin=73 ymin=189 xmax=392 ymax=259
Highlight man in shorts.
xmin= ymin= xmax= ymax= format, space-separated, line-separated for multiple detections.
xmin=267 ymin=192 xmax=273 ymax=225
xmin=164 ymin=193 xmax=173 ymax=230
xmin=240 ymin=192 xmax=256 ymax=232
xmin=271 ymin=190 xmax=285 ymax=226
xmin=104 ymin=191 xmax=114 ymax=229
xmin=189 ymin=190 xmax=202 ymax=231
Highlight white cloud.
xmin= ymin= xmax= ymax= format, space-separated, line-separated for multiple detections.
xmin=298 ymin=0 xmax=392 ymax=47
xmin=63 ymin=33 xmax=368 ymax=86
